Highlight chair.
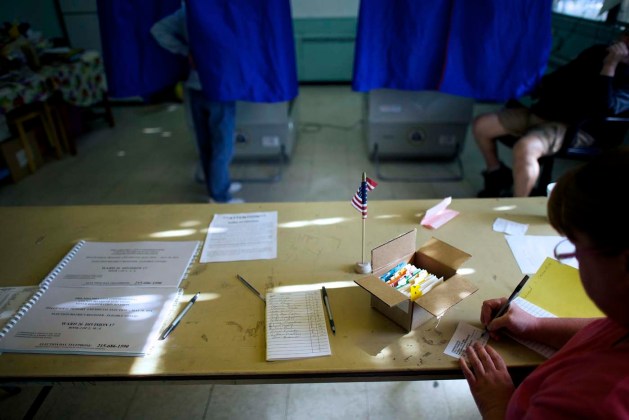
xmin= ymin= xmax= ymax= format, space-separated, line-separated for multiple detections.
xmin=496 ymin=111 xmax=629 ymax=196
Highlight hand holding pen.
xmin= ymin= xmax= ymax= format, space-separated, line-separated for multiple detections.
xmin=482 ymin=275 xmax=529 ymax=339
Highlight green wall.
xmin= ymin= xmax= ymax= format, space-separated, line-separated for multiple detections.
xmin=0 ymin=1 xmax=63 ymax=39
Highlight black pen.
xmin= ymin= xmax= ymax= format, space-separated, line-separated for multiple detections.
xmin=237 ymin=274 xmax=266 ymax=302
xmin=483 ymin=275 xmax=530 ymax=336
xmin=160 ymin=292 xmax=200 ymax=340
xmin=321 ymin=286 xmax=335 ymax=335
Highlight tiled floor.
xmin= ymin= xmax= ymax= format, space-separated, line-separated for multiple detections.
xmin=1 ymin=85 xmax=580 ymax=419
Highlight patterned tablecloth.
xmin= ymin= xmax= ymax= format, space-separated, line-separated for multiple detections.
xmin=0 ymin=50 xmax=108 ymax=115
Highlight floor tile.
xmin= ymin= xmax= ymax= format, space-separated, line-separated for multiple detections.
xmin=206 ymin=384 xmax=289 ymax=420
xmin=287 ymin=382 xmax=369 ymax=419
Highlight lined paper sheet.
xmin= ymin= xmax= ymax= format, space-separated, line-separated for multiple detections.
xmin=511 ymin=296 xmax=557 ymax=358
xmin=266 ymin=290 xmax=331 ymax=361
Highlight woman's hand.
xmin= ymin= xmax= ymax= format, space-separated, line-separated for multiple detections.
xmin=460 ymin=342 xmax=515 ymax=420
xmin=480 ymin=298 xmax=539 ymax=341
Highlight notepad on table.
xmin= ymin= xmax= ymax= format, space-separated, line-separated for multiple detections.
xmin=265 ymin=290 xmax=331 ymax=361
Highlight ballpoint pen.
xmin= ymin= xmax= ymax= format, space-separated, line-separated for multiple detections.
xmin=160 ymin=292 xmax=200 ymax=340
xmin=236 ymin=274 xmax=266 ymax=302
xmin=321 ymin=286 xmax=336 ymax=335
xmin=482 ymin=275 xmax=530 ymax=337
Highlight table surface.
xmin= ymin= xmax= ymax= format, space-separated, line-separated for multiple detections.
xmin=0 ymin=198 xmax=554 ymax=384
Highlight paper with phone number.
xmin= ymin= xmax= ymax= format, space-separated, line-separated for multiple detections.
xmin=444 ymin=322 xmax=489 ymax=359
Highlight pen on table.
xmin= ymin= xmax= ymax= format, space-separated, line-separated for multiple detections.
xmin=482 ymin=275 xmax=530 ymax=337
xmin=160 ymin=292 xmax=200 ymax=340
xmin=236 ymin=274 xmax=266 ymax=302
xmin=321 ymin=286 xmax=336 ymax=335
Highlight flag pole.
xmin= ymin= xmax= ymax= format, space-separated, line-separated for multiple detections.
xmin=361 ymin=172 xmax=366 ymax=264
xmin=355 ymin=172 xmax=371 ymax=274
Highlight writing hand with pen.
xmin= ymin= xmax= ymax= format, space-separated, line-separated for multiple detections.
xmin=480 ymin=297 xmax=539 ymax=341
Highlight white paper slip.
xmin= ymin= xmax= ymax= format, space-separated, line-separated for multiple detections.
xmin=493 ymin=217 xmax=528 ymax=236
xmin=266 ymin=290 xmax=331 ymax=361
xmin=444 ymin=322 xmax=489 ymax=359
xmin=201 ymin=212 xmax=277 ymax=263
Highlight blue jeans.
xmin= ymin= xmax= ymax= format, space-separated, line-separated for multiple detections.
xmin=187 ymin=88 xmax=236 ymax=202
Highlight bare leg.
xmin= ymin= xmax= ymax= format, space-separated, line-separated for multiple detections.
xmin=473 ymin=113 xmax=510 ymax=170
xmin=512 ymin=135 xmax=546 ymax=197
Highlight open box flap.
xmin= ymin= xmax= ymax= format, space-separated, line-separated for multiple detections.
xmin=355 ymin=275 xmax=408 ymax=307
xmin=414 ymin=275 xmax=478 ymax=316
xmin=371 ymin=229 xmax=416 ymax=272
xmin=418 ymin=237 xmax=471 ymax=269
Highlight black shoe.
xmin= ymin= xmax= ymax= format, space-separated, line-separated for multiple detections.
xmin=477 ymin=162 xmax=513 ymax=198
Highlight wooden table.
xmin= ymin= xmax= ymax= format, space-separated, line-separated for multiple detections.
xmin=0 ymin=198 xmax=553 ymax=385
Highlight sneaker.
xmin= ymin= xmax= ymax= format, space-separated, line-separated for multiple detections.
xmin=477 ymin=162 xmax=513 ymax=198
xmin=209 ymin=198 xmax=245 ymax=204
xmin=229 ymin=182 xmax=242 ymax=194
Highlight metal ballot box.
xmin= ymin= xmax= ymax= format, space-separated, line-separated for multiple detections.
xmin=234 ymin=101 xmax=296 ymax=161
xmin=365 ymin=89 xmax=474 ymax=181
xmin=366 ymin=89 xmax=473 ymax=160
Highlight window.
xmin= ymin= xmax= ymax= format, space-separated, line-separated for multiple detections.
xmin=552 ymin=0 xmax=608 ymax=21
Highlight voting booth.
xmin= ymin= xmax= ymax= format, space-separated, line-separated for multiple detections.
xmin=232 ymin=101 xmax=296 ymax=181
xmin=365 ymin=89 xmax=474 ymax=181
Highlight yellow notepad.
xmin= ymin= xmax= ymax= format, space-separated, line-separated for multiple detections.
xmin=518 ymin=257 xmax=603 ymax=318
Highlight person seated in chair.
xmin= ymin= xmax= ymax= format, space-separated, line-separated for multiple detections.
xmin=474 ymin=32 xmax=629 ymax=197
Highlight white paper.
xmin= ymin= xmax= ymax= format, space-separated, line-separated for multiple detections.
xmin=266 ymin=290 xmax=331 ymax=361
xmin=444 ymin=322 xmax=489 ymax=359
xmin=505 ymin=235 xmax=578 ymax=274
xmin=493 ymin=217 xmax=528 ymax=236
xmin=0 ymin=287 xmax=179 ymax=356
xmin=0 ymin=241 xmax=199 ymax=356
xmin=54 ymin=241 xmax=200 ymax=287
xmin=201 ymin=212 xmax=277 ymax=263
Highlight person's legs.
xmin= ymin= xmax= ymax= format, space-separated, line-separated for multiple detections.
xmin=474 ymin=111 xmax=515 ymax=197
xmin=207 ymin=101 xmax=236 ymax=203
xmin=473 ymin=112 xmax=509 ymax=171
xmin=511 ymin=122 xmax=566 ymax=197
xmin=187 ymin=89 xmax=213 ymax=198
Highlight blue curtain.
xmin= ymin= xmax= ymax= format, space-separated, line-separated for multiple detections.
xmin=186 ymin=0 xmax=298 ymax=102
xmin=97 ymin=0 xmax=187 ymax=99
xmin=352 ymin=0 xmax=552 ymax=102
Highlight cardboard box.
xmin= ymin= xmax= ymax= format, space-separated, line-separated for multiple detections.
xmin=0 ymin=133 xmax=43 ymax=183
xmin=355 ymin=229 xmax=477 ymax=331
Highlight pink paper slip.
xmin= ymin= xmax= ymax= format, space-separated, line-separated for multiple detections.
xmin=421 ymin=197 xmax=460 ymax=229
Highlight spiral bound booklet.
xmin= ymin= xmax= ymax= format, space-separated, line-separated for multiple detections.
xmin=0 ymin=240 xmax=200 ymax=356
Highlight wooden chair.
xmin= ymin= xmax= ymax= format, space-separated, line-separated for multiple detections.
xmin=6 ymin=102 xmax=64 ymax=173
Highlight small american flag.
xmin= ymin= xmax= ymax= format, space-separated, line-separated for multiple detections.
xmin=351 ymin=177 xmax=378 ymax=218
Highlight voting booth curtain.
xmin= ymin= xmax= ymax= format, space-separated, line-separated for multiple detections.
xmin=97 ymin=0 xmax=298 ymax=102
xmin=185 ymin=0 xmax=298 ymax=102
xmin=352 ymin=0 xmax=553 ymax=102
xmin=97 ymin=0 xmax=187 ymax=99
